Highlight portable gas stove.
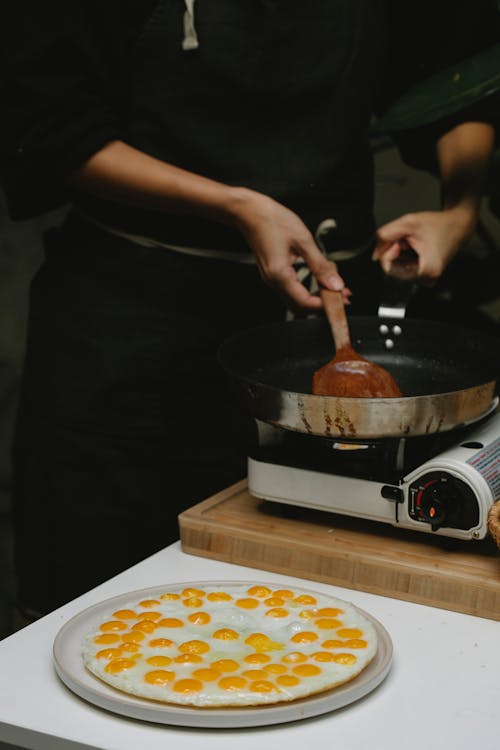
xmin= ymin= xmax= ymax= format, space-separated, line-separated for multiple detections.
xmin=248 ymin=407 xmax=500 ymax=541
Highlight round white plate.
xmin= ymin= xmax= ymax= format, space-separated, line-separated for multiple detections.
xmin=53 ymin=581 xmax=393 ymax=728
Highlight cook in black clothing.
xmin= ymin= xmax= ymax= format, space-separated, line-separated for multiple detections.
xmin=0 ymin=0 xmax=498 ymax=618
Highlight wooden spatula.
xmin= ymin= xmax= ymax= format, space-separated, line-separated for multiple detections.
xmin=312 ymin=289 xmax=402 ymax=398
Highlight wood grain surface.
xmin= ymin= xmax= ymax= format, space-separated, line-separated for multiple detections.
xmin=179 ymin=480 xmax=500 ymax=621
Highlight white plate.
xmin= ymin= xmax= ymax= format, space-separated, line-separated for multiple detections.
xmin=53 ymin=581 xmax=393 ymax=728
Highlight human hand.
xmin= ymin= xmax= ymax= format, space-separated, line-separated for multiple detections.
xmin=372 ymin=208 xmax=476 ymax=286
xmin=230 ymin=188 xmax=350 ymax=311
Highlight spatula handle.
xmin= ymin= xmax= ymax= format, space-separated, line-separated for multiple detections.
xmin=320 ymin=289 xmax=351 ymax=352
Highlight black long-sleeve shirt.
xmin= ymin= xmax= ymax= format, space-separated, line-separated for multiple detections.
xmin=0 ymin=1 xmax=498 ymax=249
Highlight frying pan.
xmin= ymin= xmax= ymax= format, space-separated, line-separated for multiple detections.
xmin=218 ymin=316 xmax=500 ymax=439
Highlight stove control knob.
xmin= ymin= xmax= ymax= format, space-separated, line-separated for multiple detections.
xmin=418 ymin=482 xmax=450 ymax=529
xmin=409 ymin=472 xmax=480 ymax=531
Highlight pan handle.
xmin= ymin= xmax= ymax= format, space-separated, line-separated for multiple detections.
xmin=377 ymin=273 xmax=416 ymax=320
xmin=377 ymin=245 xmax=418 ymax=320
xmin=377 ymin=253 xmax=417 ymax=348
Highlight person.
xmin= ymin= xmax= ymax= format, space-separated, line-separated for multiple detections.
xmin=0 ymin=0 xmax=498 ymax=620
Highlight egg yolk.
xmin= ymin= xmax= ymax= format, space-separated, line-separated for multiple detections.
xmin=188 ymin=611 xmax=211 ymax=625
xmin=121 ymin=631 xmax=145 ymax=642
xmin=173 ymin=679 xmax=203 ymax=693
xmin=219 ymin=676 xmax=247 ymax=691
xmin=211 ymin=659 xmax=239 ymax=672
xmin=96 ymin=648 xmax=123 ymax=660
xmin=265 ymin=663 xmax=287 ymax=675
xmin=244 ymin=633 xmax=283 ymax=652
xmin=99 ymin=621 xmax=127 ymax=632
xmin=192 ymin=668 xmax=221 ymax=682
xmin=120 ymin=641 xmax=141 ymax=653
xmin=144 ymin=670 xmax=175 ymax=685
xmin=273 ymin=589 xmax=295 ymax=599
xmin=179 ymin=640 xmax=210 ymax=654
xmin=112 ymin=609 xmax=137 ymax=620
xmin=235 ymin=598 xmax=259 ymax=609
xmin=244 ymin=653 xmax=271 ymax=664
xmin=157 ymin=618 xmax=184 ymax=628
xmin=212 ymin=628 xmax=239 ymax=640
xmin=207 ymin=591 xmax=232 ymax=602
xmin=282 ymin=652 xmax=307 ymax=664
xmin=291 ymin=631 xmax=318 ymax=644
xmin=332 ymin=653 xmax=357 ymax=665
xmin=148 ymin=638 xmax=174 ymax=648
xmin=263 ymin=597 xmax=285 ymax=607
xmin=174 ymin=654 xmax=204 ymax=664
xmin=315 ymin=618 xmax=342 ymax=630
xmin=104 ymin=658 xmax=137 ymax=673
xmin=322 ymin=639 xmax=344 ymax=649
xmin=311 ymin=652 xmax=336 ymax=662
xmin=265 ymin=608 xmax=289 ymax=618
xmin=276 ymin=675 xmax=300 ymax=687
xmin=317 ymin=607 xmax=344 ymax=617
xmin=138 ymin=599 xmax=161 ymax=608
xmin=345 ymin=639 xmax=368 ymax=649
xmin=337 ymin=628 xmax=363 ymax=639
xmin=247 ymin=586 xmax=272 ymax=597
xmin=245 ymin=633 xmax=270 ymax=648
xmin=298 ymin=609 xmax=317 ymax=620
xmin=136 ymin=611 xmax=162 ymax=621
xmin=146 ymin=655 xmax=172 ymax=666
xmin=242 ymin=669 xmax=269 ymax=681
xmin=132 ymin=620 xmax=157 ymax=634
xmin=94 ymin=634 xmax=120 ymax=645
xmin=160 ymin=593 xmax=180 ymax=601
xmin=249 ymin=680 xmax=278 ymax=693
xmin=294 ymin=595 xmax=317 ymax=605
xmin=182 ymin=596 xmax=203 ymax=608
xmin=182 ymin=588 xmax=205 ymax=598
xmin=292 ymin=664 xmax=322 ymax=677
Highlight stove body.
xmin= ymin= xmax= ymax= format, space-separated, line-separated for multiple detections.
xmin=248 ymin=411 xmax=500 ymax=540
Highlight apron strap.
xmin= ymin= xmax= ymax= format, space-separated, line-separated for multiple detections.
xmin=182 ymin=0 xmax=199 ymax=50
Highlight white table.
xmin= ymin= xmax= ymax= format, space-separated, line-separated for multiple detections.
xmin=0 ymin=541 xmax=498 ymax=750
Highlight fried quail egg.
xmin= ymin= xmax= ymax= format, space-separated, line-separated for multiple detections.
xmin=83 ymin=583 xmax=377 ymax=707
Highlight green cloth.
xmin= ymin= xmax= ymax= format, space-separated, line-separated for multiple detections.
xmin=374 ymin=42 xmax=500 ymax=133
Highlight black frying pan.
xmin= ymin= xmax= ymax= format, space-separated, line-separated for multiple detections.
xmin=218 ymin=316 xmax=500 ymax=439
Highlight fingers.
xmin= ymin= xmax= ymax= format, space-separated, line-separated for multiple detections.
xmin=375 ymin=214 xmax=417 ymax=247
xmin=376 ymin=241 xmax=421 ymax=282
xmin=372 ymin=237 xmax=403 ymax=263
xmin=376 ymin=242 xmax=401 ymax=270
xmin=295 ymin=237 xmax=351 ymax=309
xmin=257 ymin=259 xmax=327 ymax=311
xmin=240 ymin=195 xmax=350 ymax=310
xmin=296 ymin=232 xmax=350 ymax=290
xmin=255 ymin=260 xmax=316 ymax=310
xmin=374 ymin=215 xmax=424 ymax=282
xmin=256 ymin=237 xmax=350 ymax=311
xmin=375 ymin=208 xmax=471 ymax=289
xmin=375 ymin=219 xmax=444 ymax=285
xmin=275 ymin=273 xmax=352 ymax=313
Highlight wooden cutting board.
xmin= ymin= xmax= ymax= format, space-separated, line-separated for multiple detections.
xmin=178 ymin=480 xmax=500 ymax=621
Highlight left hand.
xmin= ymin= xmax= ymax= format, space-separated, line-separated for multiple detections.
xmin=372 ymin=207 xmax=476 ymax=285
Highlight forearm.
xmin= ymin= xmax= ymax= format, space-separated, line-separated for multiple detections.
xmin=436 ymin=120 xmax=495 ymax=230
xmin=68 ymin=139 xmax=347 ymax=310
xmin=68 ymin=139 xmax=247 ymax=228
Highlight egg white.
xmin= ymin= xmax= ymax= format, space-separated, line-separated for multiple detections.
xmin=83 ymin=584 xmax=378 ymax=707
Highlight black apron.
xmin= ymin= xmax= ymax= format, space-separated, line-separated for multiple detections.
xmin=12 ymin=0 xmax=384 ymax=616
xmin=83 ymin=0 xmax=384 ymax=251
